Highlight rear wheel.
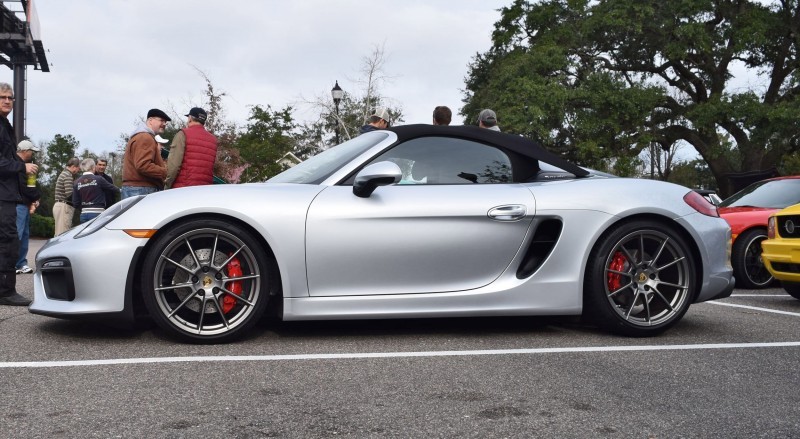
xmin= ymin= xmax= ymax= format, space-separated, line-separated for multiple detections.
xmin=782 ymin=282 xmax=800 ymax=300
xmin=731 ymin=229 xmax=773 ymax=289
xmin=141 ymin=219 xmax=271 ymax=343
xmin=584 ymin=220 xmax=696 ymax=336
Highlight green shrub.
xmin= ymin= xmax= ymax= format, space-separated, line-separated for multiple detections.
xmin=30 ymin=213 xmax=54 ymax=238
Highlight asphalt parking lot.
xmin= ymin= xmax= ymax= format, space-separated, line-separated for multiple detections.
xmin=1 ymin=238 xmax=799 ymax=438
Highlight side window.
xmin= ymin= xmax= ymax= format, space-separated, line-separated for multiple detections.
xmin=371 ymin=137 xmax=513 ymax=184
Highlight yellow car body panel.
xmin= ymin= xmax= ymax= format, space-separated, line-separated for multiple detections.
xmin=762 ymin=203 xmax=800 ymax=284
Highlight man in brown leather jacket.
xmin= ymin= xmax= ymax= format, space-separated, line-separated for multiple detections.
xmin=121 ymin=108 xmax=170 ymax=199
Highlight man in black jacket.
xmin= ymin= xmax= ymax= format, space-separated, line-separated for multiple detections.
xmin=0 ymin=83 xmax=38 ymax=306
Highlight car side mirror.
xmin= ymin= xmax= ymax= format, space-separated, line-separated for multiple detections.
xmin=353 ymin=161 xmax=402 ymax=198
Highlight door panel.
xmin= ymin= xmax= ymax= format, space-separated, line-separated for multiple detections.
xmin=305 ymin=184 xmax=535 ymax=296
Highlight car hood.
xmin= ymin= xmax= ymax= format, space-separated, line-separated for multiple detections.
xmin=107 ymin=183 xmax=326 ymax=231
xmin=772 ymin=203 xmax=800 ymax=216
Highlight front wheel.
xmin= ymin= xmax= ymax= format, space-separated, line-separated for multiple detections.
xmin=731 ymin=229 xmax=773 ymax=289
xmin=141 ymin=219 xmax=272 ymax=343
xmin=584 ymin=220 xmax=696 ymax=336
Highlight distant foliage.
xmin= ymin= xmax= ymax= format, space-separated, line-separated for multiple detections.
xmin=30 ymin=213 xmax=54 ymax=239
xmin=463 ymin=0 xmax=800 ymax=197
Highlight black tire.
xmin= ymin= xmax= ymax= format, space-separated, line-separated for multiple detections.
xmin=141 ymin=219 xmax=271 ymax=343
xmin=584 ymin=220 xmax=696 ymax=336
xmin=782 ymin=282 xmax=800 ymax=300
xmin=731 ymin=229 xmax=773 ymax=289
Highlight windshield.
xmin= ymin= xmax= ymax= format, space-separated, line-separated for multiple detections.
xmin=719 ymin=178 xmax=800 ymax=209
xmin=268 ymin=132 xmax=390 ymax=184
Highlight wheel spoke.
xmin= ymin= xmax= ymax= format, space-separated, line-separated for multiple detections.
xmin=651 ymin=237 xmax=669 ymax=265
xmin=219 ymin=287 xmax=255 ymax=307
xmin=655 ymin=256 xmax=686 ymax=272
xmin=208 ymin=294 xmax=231 ymax=329
xmin=624 ymin=290 xmax=642 ymax=320
xmin=642 ymin=293 xmax=652 ymax=324
xmin=197 ymin=296 xmax=208 ymax=334
xmin=218 ymin=245 xmax=246 ymax=268
xmin=655 ymin=280 xmax=688 ymax=290
xmin=155 ymin=281 xmax=194 ymax=292
xmin=638 ymin=233 xmax=645 ymax=264
xmin=619 ymin=245 xmax=639 ymax=268
xmin=224 ymin=273 xmax=260 ymax=282
xmin=608 ymin=280 xmax=634 ymax=297
xmin=184 ymin=238 xmax=203 ymax=270
xmin=167 ymin=289 xmax=202 ymax=318
xmin=160 ymin=255 xmax=195 ymax=274
xmin=650 ymin=288 xmax=676 ymax=312
xmin=209 ymin=233 xmax=220 ymax=269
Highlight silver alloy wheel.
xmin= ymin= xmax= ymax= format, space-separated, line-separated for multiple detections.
xmin=603 ymin=229 xmax=691 ymax=327
xmin=151 ymin=227 xmax=262 ymax=336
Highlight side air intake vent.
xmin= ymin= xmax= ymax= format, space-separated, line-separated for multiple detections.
xmin=516 ymin=219 xmax=563 ymax=279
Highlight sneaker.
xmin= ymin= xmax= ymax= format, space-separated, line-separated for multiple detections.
xmin=16 ymin=265 xmax=33 ymax=274
xmin=0 ymin=291 xmax=31 ymax=306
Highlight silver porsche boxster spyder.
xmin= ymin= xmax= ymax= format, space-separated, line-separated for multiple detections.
xmin=30 ymin=125 xmax=734 ymax=343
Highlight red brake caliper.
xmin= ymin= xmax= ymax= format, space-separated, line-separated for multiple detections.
xmin=607 ymin=251 xmax=627 ymax=292
xmin=222 ymin=255 xmax=242 ymax=314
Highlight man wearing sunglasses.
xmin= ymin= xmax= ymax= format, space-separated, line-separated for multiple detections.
xmin=0 ymin=83 xmax=38 ymax=306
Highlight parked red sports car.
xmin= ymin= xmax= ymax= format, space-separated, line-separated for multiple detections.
xmin=718 ymin=176 xmax=800 ymax=289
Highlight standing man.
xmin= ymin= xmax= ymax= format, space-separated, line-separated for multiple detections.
xmin=432 ymin=106 xmax=452 ymax=126
xmin=359 ymin=107 xmax=391 ymax=134
xmin=94 ymin=157 xmax=117 ymax=208
xmin=122 ymin=108 xmax=170 ymax=199
xmin=53 ymin=157 xmax=80 ymax=236
xmin=15 ymin=139 xmax=40 ymax=274
xmin=73 ymin=158 xmax=120 ymax=223
xmin=0 ymin=83 xmax=37 ymax=306
xmin=477 ymin=109 xmax=501 ymax=132
xmin=165 ymin=107 xmax=218 ymax=189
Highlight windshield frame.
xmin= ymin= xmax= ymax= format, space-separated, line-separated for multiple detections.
xmin=268 ymin=132 xmax=390 ymax=185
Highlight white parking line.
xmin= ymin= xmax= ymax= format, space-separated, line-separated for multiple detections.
xmin=707 ymin=301 xmax=800 ymax=317
xmin=3 ymin=341 xmax=800 ymax=368
xmin=730 ymin=294 xmax=790 ymax=297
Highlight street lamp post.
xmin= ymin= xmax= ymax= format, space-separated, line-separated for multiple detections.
xmin=331 ymin=80 xmax=344 ymax=144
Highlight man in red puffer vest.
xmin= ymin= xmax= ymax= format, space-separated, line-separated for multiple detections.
xmin=165 ymin=107 xmax=218 ymax=189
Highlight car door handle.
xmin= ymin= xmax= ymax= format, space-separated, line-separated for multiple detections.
xmin=487 ymin=205 xmax=527 ymax=221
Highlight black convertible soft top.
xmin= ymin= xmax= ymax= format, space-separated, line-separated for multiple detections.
xmin=386 ymin=124 xmax=590 ymax=178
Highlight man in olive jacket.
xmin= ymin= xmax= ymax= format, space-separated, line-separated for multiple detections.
xmin=121 ymin=108 xmax=170 ymax=199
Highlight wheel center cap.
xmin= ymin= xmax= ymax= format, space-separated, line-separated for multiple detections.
xmin=202 ymin=276 xmax=214 ymax=288
xmin=638 ymin=272 xmax=648 ymax=283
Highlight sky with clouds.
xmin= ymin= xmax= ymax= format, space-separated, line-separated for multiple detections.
xmin=3 ymin=0 xmax=509 ymax=155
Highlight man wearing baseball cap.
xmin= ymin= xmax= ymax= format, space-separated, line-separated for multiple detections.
xmin=477 ymin=109 xmax=501 ymax=132
xmin=165 ymin=107 xmax=218 ymax=189
xmin=359 ymin=107 xmax=391 ymax=134
xmin=14 ymin=140 xmax=40 ymax=275
xmin=121 ymin=108 xmax=170 ymax=199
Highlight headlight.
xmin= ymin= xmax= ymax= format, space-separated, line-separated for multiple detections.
xmin=74 ymin=195 xmax=145 ymax=238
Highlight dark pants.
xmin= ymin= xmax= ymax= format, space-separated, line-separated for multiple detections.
xmin=0 ymin=200 xmax=18 ymax=297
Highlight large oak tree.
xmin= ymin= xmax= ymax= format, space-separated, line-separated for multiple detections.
xmin=463 ymin=0 xmax=800 ymax=195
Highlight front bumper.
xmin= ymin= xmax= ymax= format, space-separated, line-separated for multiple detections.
xmin=762 ymin=238 xmax=800 ymax=283
xmin=29 ymin=226 xmax=148 ymax=319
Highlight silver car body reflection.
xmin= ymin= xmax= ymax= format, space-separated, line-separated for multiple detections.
xmin=30 ymin=125 xmax=734 ymax=342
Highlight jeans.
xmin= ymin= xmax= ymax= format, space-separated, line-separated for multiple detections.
xmin=121 ymin=185 xmax=157 ymax=200
xmin=15 ymin=204 xmax=28 ymax=269
xmin=79 ymin=212 xmax=101 ymax=223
